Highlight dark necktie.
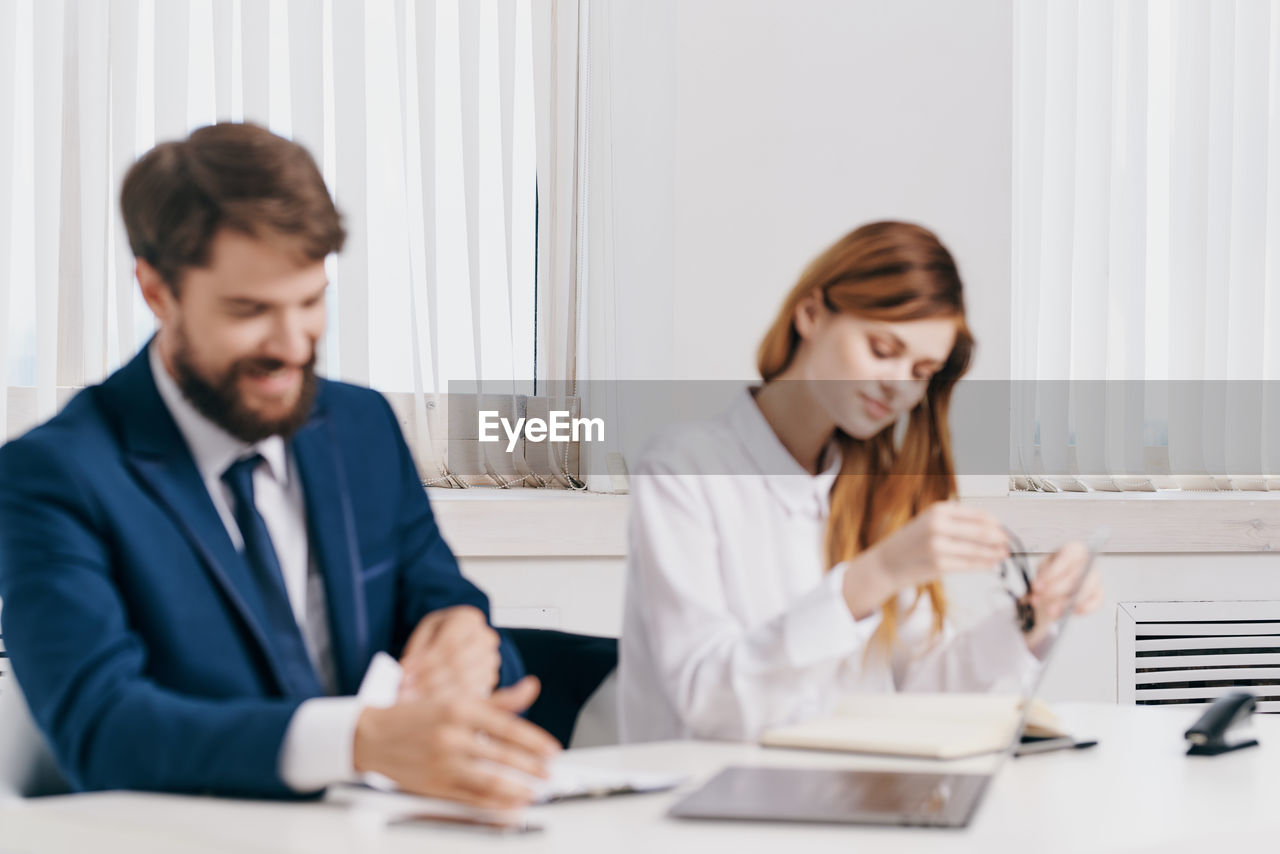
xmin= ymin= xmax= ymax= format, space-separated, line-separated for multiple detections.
xmin=222 ymin=453 xmax=323 ymax=698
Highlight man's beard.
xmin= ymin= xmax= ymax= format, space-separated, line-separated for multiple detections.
xmin=171 ymin=327 xmax=318 ymax=443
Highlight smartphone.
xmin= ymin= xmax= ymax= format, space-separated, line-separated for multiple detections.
xmin=388 ymin=811 xmax=544 ymax=835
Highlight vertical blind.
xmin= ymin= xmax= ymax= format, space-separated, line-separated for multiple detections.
xmin=1 ymin=0 xmax=614 ymax=488
xmin=1013 ymin=0 xmax=1280 ymax=492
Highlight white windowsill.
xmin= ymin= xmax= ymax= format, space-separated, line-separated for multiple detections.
xmin=428 ymin=490 xmax=629 ymax=558
xmin=427 ymin=488 xmax=1280 ymax=558
xmin=969 ymin=491 xmax=1280 ymax=554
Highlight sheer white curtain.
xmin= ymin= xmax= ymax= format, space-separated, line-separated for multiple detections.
xmin=530 ymin=0 xmax=623 ymax=492
xmin=1 ymin=0 xmax=611 ymax=488
xmin=1013 ymin=0 xmax=1280 ymax=492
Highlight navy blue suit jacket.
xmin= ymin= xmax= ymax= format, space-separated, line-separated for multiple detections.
xmin=0 ymin=347 xmax=523 ymax=797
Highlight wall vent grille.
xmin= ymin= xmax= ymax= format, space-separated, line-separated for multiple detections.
xmin=1117 ymin=601 xmax=1280 ymax=713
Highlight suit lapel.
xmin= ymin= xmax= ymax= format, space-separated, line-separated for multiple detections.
xmin=291 ymin=403 xmax=368 ymax=696
xmin=102 ymin=348 xmax=297 ymax=696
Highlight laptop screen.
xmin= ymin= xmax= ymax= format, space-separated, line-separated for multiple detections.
xmin=998 ymin=527 xmax=1109 ymax=761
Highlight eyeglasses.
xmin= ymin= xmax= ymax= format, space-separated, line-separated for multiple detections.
xmin=998 ymin=526 xmax=1037 ymax=634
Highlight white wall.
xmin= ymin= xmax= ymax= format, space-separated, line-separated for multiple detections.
xmin=463 ymin=543 xmax=1280 ymax=705
xmin=463 ymin=556 xmax=627 ymax=639
xmin=608 ymin=0 xmax=1013 ymax=382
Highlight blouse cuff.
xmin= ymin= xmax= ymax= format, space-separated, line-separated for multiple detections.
xmin=782 ymin=562 xmax=883 ymax=668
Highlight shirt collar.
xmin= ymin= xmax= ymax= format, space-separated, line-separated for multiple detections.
xmin=728 ymin=387 xmax=841 ymax=518
xmin=149 ymin=341 xmax=290 ymax=486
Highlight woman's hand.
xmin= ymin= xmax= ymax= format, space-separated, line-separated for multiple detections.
xmin=842 ymin=502 xmax=1011 ymax=619
xmin=1022 ymin=541 xmax=1105 ymax=651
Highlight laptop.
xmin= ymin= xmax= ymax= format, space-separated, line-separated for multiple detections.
xmin=668 ymin=531 xmax=1107 ymax=829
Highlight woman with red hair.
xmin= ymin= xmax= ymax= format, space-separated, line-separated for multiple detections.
xmin=619 ymin=221 xmax=1102 ymax=743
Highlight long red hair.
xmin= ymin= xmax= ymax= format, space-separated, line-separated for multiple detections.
xmin=756 ymin=222 xmax=974 ymax=649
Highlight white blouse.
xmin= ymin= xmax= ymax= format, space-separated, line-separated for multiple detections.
xmin=618 ymin=389 xmax=1040 ymax=743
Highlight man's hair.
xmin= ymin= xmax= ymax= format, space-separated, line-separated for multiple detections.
xmin=120 ymin=123 xmax=346 ymax=291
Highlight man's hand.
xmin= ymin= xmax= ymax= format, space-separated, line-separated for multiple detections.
xmin=399 ymin=605 xmax=502 ymax=701
xmin=353 ymin=676 xmax=561 ymax=809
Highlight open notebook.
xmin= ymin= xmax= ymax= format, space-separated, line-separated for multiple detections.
xmin=760 ymin=692 xmax=1068 ymax=760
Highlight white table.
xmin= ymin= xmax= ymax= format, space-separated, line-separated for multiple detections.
xmin=2 ymin=703 xmax=1277 ymax=854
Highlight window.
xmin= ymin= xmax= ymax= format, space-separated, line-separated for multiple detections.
xmin=1 ymin=0 xmax=538 ymax=430
xmin=1012 ymin=0 xmax=1280 ymax=492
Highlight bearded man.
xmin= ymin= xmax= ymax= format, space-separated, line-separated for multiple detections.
xmin=0 ymin=123 xmax=558 ymax=804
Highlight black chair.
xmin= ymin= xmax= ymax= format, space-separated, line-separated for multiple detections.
xmin=501 ymin=628 xmax=617 ymax=748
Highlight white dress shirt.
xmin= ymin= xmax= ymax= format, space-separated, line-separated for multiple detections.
xmin=618 ymin=388 xmax=1040 ymax=743
xmin=150 ymin=344 xmax=361 ymax=791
